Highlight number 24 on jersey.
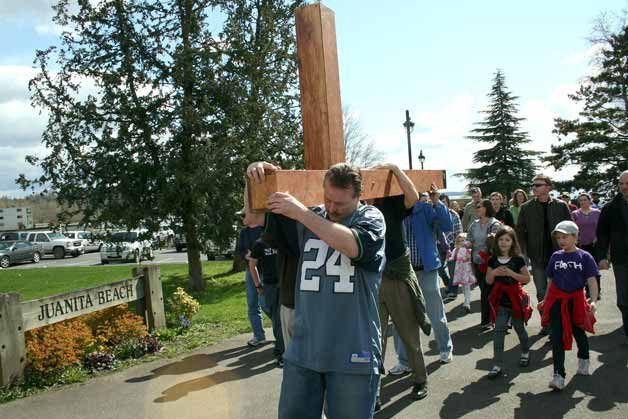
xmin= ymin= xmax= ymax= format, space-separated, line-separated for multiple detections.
xmin=300 ymin=239 xmax=355 ymax=293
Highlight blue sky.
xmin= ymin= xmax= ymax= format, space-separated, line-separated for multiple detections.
xmin=0 ymin=0 xmax=626 ymax=197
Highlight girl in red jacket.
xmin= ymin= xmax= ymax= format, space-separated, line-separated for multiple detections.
xmin=485 ymin=226 xmax=533 ymax=378
xmin=539 ymin=220 xmax=598 ymax=391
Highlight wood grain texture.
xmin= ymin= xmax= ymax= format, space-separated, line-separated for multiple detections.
xmin=247 ymin=169 xmax=446 ymax=209
xmin=0 ymin=293 xmax=26 ymax=387
xmin=295 ymin=3 xmax=345 ymax=170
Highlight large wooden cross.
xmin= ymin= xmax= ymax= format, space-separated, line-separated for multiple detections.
xmin=247 ymin=3 xmax=445 ymax=210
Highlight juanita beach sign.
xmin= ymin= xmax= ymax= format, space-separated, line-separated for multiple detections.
xmin=20 ymin=278 xmax=145 ymax=331
xmin=1 ymin=266 xmax=166 ymax=387
xmin=35 ymin=282 xmax=139 ymax=322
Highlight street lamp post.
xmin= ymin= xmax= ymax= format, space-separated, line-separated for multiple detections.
xmin=403 ymin=110 xmax=415 ymax=169
xmin=418 ymin=149 xmax=425 ymax=170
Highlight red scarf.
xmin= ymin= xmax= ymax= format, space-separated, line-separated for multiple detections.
xmin=540 ymin=283 xmax=596 ymax=350
xmin=489 ymin=281 xmax=533 ymax=325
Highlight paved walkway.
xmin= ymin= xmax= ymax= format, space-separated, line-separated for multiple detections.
xmin=1 ymin=270 xmax=627 ymax=418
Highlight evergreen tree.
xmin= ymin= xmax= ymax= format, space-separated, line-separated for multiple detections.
xmin=546 ymin=25 xmax=628 ymax=194
xmin=461 ymin=70 xmax=539 ymax=198
xmin=19 ymin=0 xmax=303 ymax=290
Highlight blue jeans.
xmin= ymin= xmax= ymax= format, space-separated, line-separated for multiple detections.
xmin=245 ymin=268 xmax=265 ymax=341
xmin=394 ymin=326 xmax=409 ymax=367
xmin=261 ymin=282 xmax=284 ymax=356
xmin=614 ymin=264 xmax=628 ymax=337
xmin=417 ymin=268 xmax=453 ymax=354
xmin=279 ymin=360 xmax=380 ymax=419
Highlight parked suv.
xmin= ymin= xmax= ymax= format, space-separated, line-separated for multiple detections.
xmin=25 ymin=231 xmax=84 ymax=259
xmin=100 ymin=230 xmax=154 ymax=264
xmin=64 ymin=231 xmax=102 ymax=253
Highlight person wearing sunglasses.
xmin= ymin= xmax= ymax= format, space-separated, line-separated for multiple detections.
xmin=515 ymin=175 xmax=572 ymax=336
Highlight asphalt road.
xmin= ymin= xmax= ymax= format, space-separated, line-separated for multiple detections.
xmin=1 ymin=270 xmax=626 ymax=419
xmin=6 ymin=248 xmax=193 ymax=269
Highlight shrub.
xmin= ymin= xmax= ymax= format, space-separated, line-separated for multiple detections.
xmin=153 ymin=327 xmax=178 ymax=341
xmin=114 ymin=340 xmax=144 ymax=360
xmin=139 ymin=335 xmax=163 ymax=354
xmin=83 ymin=351 xmax=116 ymax=371
xmin=167 ymin=287 xmax=200 ymax=327
xmin=84 ymin=304 xmax=147 ymax=347
xmin=25 ymin=319 xmax=94 ymax=374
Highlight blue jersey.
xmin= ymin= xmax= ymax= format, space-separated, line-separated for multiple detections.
xmin=279 ymin=204 xmax=386 ymax=374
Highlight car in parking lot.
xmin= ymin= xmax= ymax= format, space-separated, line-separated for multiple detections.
xmin=174 ymin=233 xmax=235 ymax=260
xmin=100 ymin=230 xmax=154 ymax=264
xmin=0 ymin=231 xmax=30 ymax=241
xmin=64 ymin=231 xmax=102 ymax=253
xmin=0 ymin=240 xmax=43 ymax=268
xmin=25 ymin=231 xmax=84 ymax=259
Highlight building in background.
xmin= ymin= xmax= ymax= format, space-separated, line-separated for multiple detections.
xmin=0 ymin=207 xmax=34 ymax=230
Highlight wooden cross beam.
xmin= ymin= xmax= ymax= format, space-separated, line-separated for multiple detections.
xmin=247 ymin=3 xmax=445 ymax=210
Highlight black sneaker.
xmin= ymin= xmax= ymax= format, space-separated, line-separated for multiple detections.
xmin=410 ymin=383 xmax=428 ymax=400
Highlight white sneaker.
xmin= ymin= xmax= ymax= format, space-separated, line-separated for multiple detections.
xmin=247 ymin=337 xmax=266 ymax=347
xmin=549 ymin=373 xmax=565 ymax=390
xmin=439 ymin=351 xmax=453 ymax=364
xmin=388 ymin=363 xmax=411 ymax=376
xmin=577 ymin=358 xmax=590 ymax=375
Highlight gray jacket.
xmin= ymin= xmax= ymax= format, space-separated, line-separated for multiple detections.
xmin=515 ymin=197 xmax=571 ymax=265
xmin=461 ymin=201 xmax=478 ymax=232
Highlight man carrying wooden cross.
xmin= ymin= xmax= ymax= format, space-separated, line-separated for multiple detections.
xmin=247 ymin=161 xmax=385 ymax=419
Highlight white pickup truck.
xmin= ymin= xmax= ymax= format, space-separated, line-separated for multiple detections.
xmin=25 ymin=231 xmax=84 ymax=259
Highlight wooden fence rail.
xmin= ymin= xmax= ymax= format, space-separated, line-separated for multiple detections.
xmin=0 ymin=265 xmax=165 ymax=387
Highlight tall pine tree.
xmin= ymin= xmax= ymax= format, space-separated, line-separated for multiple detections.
xmin=461 ymin=70 xmax=539 ymax=198
xmin=546 ymin=24 xmax=628 ymax=194
xmin=20 ymin=0 xmax=303 ymax=290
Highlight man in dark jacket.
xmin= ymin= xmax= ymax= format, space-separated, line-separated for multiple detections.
xmin=516 ymin=175 xmax=571 ymax=334
xmin=596 ymin=170 xmax=628 ymax=344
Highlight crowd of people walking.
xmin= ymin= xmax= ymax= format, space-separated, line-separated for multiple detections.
xmin=238 ymin=162 xmax=628 ymax=419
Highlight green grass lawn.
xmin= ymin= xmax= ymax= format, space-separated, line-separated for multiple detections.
xmin=0 ymin=261 xmax=262 ymax=348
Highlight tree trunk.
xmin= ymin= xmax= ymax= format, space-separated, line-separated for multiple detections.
xmin=186 ymin=236 xmax=205 ymax=291
xmin=178 ymin=0 xmax=205 ymax=292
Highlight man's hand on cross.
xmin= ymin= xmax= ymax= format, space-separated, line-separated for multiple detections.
xmin=267 ymin=192 xmax=309 ymax=221
xmin=247 ymin=161 xmax=281 ymax=183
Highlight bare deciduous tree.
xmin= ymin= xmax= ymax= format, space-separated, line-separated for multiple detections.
xmin=343 ymin=107 xmax=382 ymax=168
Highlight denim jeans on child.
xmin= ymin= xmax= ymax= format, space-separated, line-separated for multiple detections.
xmin=493 ymin=306 xmax=529 ymax=367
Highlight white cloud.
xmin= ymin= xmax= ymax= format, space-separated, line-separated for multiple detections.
xmin=0 ymin=65 xmax=37 ymax=102
xmin=0 ymin=100 xmax=47 ymax=147
xmin=563 ymin=43 xmax=605 ymax=66
xmin=369 ymin=94 xmax=481 ymax=192
xmin=0 ymin=1 xmax=55 ymax=20
xmin=0 ymin=145 xmax=47 ymax=197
